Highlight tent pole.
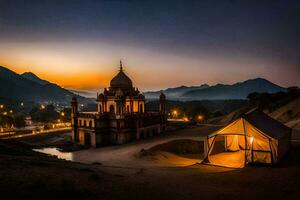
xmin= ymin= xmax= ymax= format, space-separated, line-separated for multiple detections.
xmin=204 ymin=136 xmax=217 ymax=163
xmin=251 ymin=139 xmax=254 ymax=163
xmin=242 ymin=119 xmax=247 ymax=166
xmin=225 ymin=136 xmax=227 ymax=152
xmin=269 ymin=138 xmax=274 ymax=165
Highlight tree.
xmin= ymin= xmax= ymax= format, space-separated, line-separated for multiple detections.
xmin=30 ymin=104 xmax=60 ymax=123
xmin=14 ymin=115 xmax=26 ymax=128
xmin=0 ymin=114 xmax=14 ymax=128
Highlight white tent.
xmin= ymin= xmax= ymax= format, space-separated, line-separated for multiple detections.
xmin=203 ymin=109 xmax=292 ymax=168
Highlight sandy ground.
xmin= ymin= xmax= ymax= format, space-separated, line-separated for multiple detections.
xmin=1 ymin=125 xmax=300 ymax=200
xmin=70 ymin=126 xmax=218 ymax=167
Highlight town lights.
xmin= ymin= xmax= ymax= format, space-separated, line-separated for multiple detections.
xmin=40 ymin=105 xmax=45 ymax=109
xmin=197 ymin=115 xmax=204 ymax=121
xmin=0 ymin=104 xmax=4 ymax=109
xmin=172 ymin=110 xmax=178 ymax=117
xmin=61 ymin=112 xmax=65 ymax=116
xmin=21 ymin=102 xmax=24 ymax=106
xmin=9 ymin=110 xmax=13 ymax=114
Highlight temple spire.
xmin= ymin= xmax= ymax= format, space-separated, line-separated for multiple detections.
xmin=120 ymin=59 xmax=123 ymax=71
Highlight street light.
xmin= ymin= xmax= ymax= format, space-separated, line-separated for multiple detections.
xmin=197 ymin=115 xmax=204 ymax=121
xmin=0 ymin=104 xmax=4 ymax=109
xmin=61 ymin=112 xmax=65 ymax=116
xmin=172 ymin=110 xmax=178 ymax=118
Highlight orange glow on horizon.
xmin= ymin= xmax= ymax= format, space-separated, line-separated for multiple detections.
xmin=1 ymin=62 xmax=114 ymax=90
xmin=0 ymin=40 xmax=298 ymax=91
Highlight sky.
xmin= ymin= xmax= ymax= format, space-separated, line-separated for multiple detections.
xmin=0 ymin=0 xmax=299 ymax=92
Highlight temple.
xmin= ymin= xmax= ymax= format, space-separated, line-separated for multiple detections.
xmin=71 ymin=61 xmax=167 ymax=147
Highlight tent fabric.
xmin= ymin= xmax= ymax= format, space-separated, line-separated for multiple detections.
xmin=244 ymin=109 xmax=291 ymax=139
xmin=204 ymin=109 xmax=291 ymax=168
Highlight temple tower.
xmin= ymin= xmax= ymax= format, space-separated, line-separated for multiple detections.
xmin=159 ymin=92 xmax=166 ymax=114
xmin=71 ymin=97 xmax=79 ymax=142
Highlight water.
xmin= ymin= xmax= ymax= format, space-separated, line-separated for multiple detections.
xmin=34 ymin=148 xmax=73 ymax=161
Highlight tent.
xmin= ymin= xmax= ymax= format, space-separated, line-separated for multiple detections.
xmin=203 ymin=109 xmax=292 ymax=168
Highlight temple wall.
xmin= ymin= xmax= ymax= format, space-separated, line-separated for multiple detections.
xmin=136 ymin=124 xmax=162 ymax=140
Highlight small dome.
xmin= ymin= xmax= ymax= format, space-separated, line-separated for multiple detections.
xmin=138 ymin=93 xmax=144 ymax=98
xmin=160 ymin=92 xmax=166 ymax=99
xmin=98 ymin=93 xmax=104 ymax=100
xmin=71 ymin=96 xmax=77 ymax=102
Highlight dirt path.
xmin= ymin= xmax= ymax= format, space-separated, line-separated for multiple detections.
xmin=70 ymin=126 xmax=220 ymax=167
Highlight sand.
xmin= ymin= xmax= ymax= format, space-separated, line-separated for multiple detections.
xmin=1 ymin=125 xmax=300 ymax=200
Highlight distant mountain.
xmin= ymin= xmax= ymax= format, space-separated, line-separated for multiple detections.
xmin=21 ymin=72 xmax=49 ymax=85
xmin=145 ymin=78 xmax=286 ymax=100
xmin=0 ymin=66 xmax=92 ymax=105
xmin=69 ymin=89 xmax=98 ymax=98
xmin=145 ymin=84 xmax=209 ymax=99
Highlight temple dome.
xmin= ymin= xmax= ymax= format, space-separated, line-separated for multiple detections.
xmin=110 ymin=61 xmax=133 ymax=89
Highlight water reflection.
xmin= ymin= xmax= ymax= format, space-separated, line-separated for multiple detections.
xmin=34 ymin=148 xmax=73 ymax=161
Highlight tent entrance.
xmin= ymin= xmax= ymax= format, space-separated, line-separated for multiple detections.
xmin=208 ymin=135 xmax=248 ymax=168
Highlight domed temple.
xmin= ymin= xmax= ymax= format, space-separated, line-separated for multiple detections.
xmin=71 ymin=61 xmax=167 ymax=147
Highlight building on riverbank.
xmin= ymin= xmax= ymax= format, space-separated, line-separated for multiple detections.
xmin=71 ymin=61 xmax=167 ymax=147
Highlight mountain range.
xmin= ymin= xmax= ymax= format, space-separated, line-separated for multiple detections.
xmin=0 ymin=66 xmax=288 ymax=104
xmin=0 ymin=66 xmax=91 ymax=105
xmin=144 ymin=78 xmax=286 ymax=100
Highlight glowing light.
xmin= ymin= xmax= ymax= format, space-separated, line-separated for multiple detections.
xmin=21 ymin=102 xmax=24 ymax=106
xmin=9 ymin=110 xmax=13 ymax=114
xmin=0 ymin=104 xmax=4 ymax=109
xmin=57 ymin=119 xmax=61 ymax=123
xmin=183 ymin=117 xmax=189 ymax=122
xmin=250 ymin=136 xmax=254 ymax=144
xmin=3 ymin=112 xmax=7 ymax=115
xmin=197 ymin=115 xmax=204 ymax=121
xmin=61 ymin=112 xmax=65 ymax=116
xmin=41 ymin=105 xmax=45 ymax=109
xmin=172 ymin=110 xmax=178 ymax=117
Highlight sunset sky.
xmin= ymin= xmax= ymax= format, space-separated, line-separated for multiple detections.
xmin=0 ymin=0 xmax=299 ymax=92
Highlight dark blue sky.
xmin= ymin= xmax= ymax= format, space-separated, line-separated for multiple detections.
xmin=0 ymin=0 xmax=299 ymax=90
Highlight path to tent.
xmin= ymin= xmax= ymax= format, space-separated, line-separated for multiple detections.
xmin=69 ymin=125 xmax=220 ymax=168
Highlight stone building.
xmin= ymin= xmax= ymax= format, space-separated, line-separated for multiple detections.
xmin=71 ymin=61 xmax=167 ymax=147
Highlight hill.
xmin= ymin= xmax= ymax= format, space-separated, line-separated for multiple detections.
xmin=183 ymin=78 xmax=286 ymax=100
xmin=145 ymin=78 xmax=286 ymax=100
xmin=145 ymin=84 xmax=209 ymax=99
xmin=0 ymin=66 xmax=91 ymax=105
xmin=270 ymin=98 xmax=300 ymax=130
xmin=208 ymin=89 xmax=300 ymax=130
xmin=21 ymin=72 xmax=50 ymax=85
